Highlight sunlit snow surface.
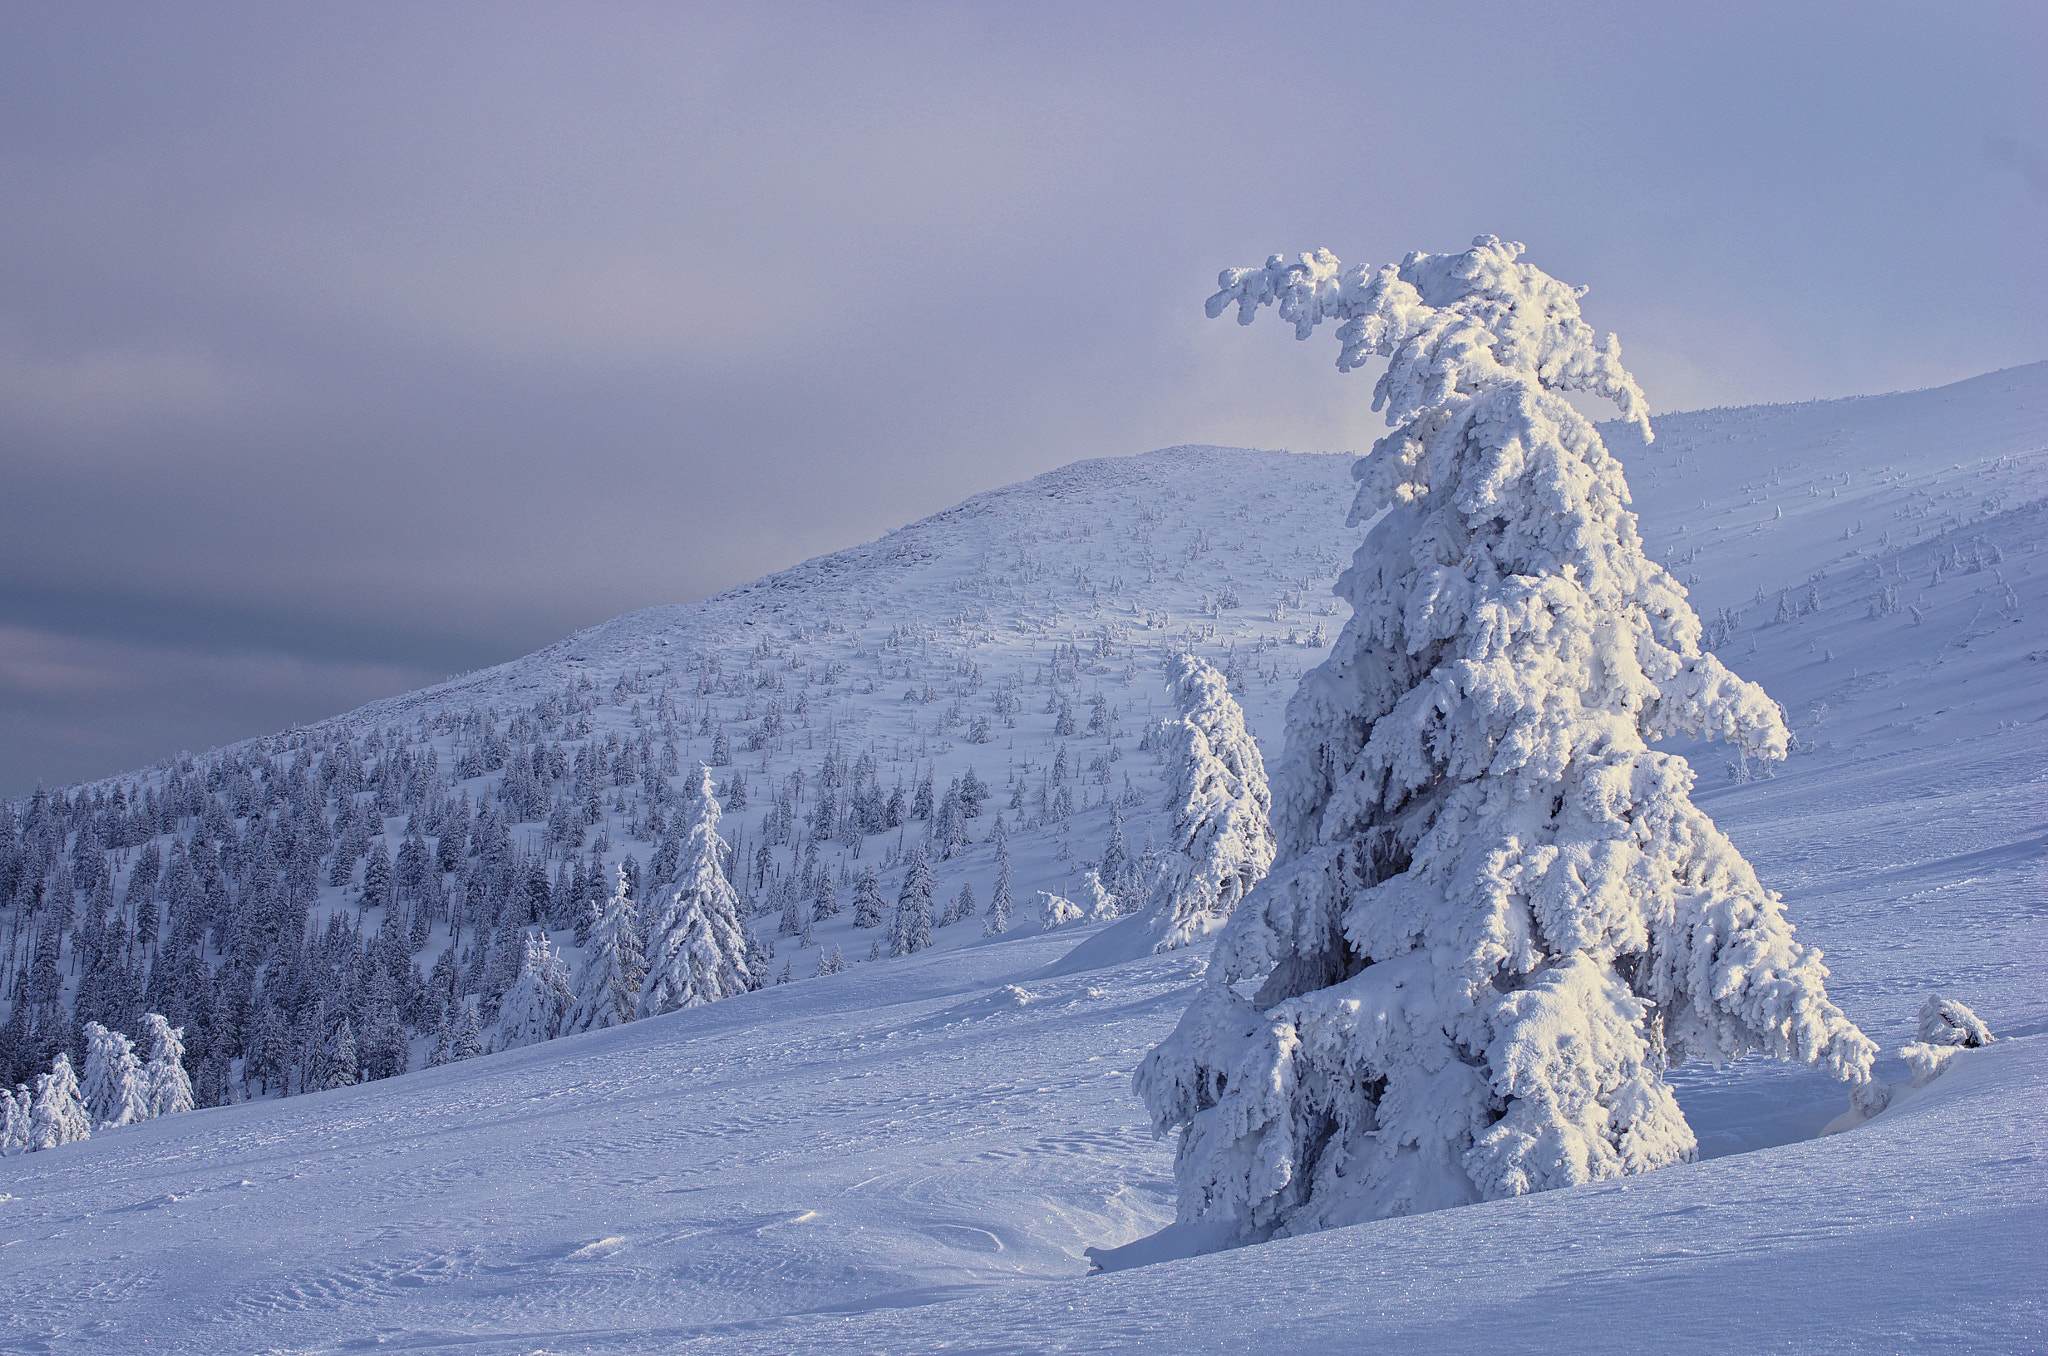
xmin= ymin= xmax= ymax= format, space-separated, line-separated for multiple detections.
xmin=5 ymin=365 xmax=2045 ymax=1353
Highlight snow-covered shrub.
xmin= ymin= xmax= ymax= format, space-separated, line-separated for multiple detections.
xmin=1038 ymin=892 xmax=1083 ymax=930
xmin=1898 ymin=994 xmax=1993 ymax=1086
xmin=1914 ymin=993 xmax=1993 ymax=1048
xmin=1135 ymin=237 xmax=1880 ymax=1248
xmin=638 ymin=767 xmax=753 ymax=1015
xmin=1140 ymin=654 xmax=1274 ymax=951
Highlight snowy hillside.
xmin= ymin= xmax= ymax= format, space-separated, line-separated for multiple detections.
xmin=0 ymin=445 xmax=1359 ymax=1104
xmin=3 ymin=365 xmax=2045 ymax=1352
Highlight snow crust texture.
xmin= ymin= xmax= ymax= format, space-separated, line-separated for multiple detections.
xmin=1140 ymin=239 xmax=1879 ymax=1245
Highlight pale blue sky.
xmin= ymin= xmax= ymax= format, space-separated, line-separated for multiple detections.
xmin=3 ymin=0 xmax=2043 ymax=794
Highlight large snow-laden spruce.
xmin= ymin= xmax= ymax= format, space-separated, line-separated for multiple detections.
xmin=637 ymin=767 xmax=753 ymax=1015
xmin=565 ymin=865 xmax=647 ymax=1035
xmin=1135 ymin=237 xmax=1880 ymax=1245
xmin=1141 ymin=654 xmax=1275 ymax=952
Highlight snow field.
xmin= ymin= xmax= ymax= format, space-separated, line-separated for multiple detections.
xmin=3 ymin=359 xmax=2044 ymax=1352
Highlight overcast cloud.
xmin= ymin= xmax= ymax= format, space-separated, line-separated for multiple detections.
xmin=3 ymin=0 xmax=2043 ymax=795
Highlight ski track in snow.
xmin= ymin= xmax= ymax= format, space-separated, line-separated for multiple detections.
xmin=4 ymin=364 xmax=2046 ymax=1352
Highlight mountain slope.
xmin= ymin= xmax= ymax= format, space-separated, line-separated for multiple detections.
xmin=2 ymin=363 xmax=2044 ymax=1353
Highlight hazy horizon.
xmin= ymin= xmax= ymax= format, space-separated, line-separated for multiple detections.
xmin=4 ymin=1 xmax=2043 ymax=796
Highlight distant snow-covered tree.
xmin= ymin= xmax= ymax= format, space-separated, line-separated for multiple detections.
xmin=498 ymin=932 xmax=574 ymax=1049
xmin=852 ymin=867 xmax=888 ymax=929
xmin=81 ymin=1021 xmax=150 ymax=1129
xmin=566 ymin=865 xmax=646 ymax=1035
xmin=142 ymin=1012 xmax=195 ymax=1119
xmin=811 ymin=874 xmax=840 ymax=924
xmin=324 ymin=1017 xmax=360 ymax=1090
xmin=890 ymin=847 xmax=935 ymax=956
xmin=1136 ymin=237 xmax=1881 ymax=1249
xmin=1 ymin=1084 xmax=30 ymax=1153
xmin=984 ymin=834 xmax=1014 ymax=937
xmin=361 ymin=837 xmax=394 ymax=910
xmin=28 ymin=1053 xmax=91 ymax=1150
xmin=451 ymin=998 xmax=486 ymax=1062
xmin=638 ymin=767 xmax=753 ymax=1014
xmin=1139 ymin=654 xmax=1275 ymax=952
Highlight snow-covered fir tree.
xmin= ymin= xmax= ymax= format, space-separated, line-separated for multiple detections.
xmin=638 ymin=767 xmax=753 ymax=1015
xmin=851 ymin=867 xmax=887 ymax=929
xmin=498 ymin=932 xmax=574 ymax=1049
xmin=1 ymin=1084 xmax=29 ymax=1152
xmin=1136 ymin=236 xmax=1881 ymax=1247
xmin=890 ymin=846 xmax=935 ymax=956
xmin=1140 ymin=653 xmax=1275 ymax=952
xmin=81 ymin=1021 xmax=150 ymax=1129
xmin=985 ymin=828 xmax=1014 ymax=937
xmin=142 ymin=1013 xmax=195 ymax=1119
xmin=566 ymin=865 xmax=646 ymax=1034
xmin=1099 ymin=803 xmax=1130 ymax=907
xmin=29 ymin=1052 xmax=91 ymax=1150
xmin=450 ymin=998 xmax=486 ymax=1062
xmin=324 ymin=1017 xmax=359 ymax=1089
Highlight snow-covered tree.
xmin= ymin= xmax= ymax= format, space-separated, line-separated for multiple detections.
xmin=1099 ymin=803 xmax=1130 ymax=903
xmin=82 ymin=1021 xmax=150 ymax=1129
xmin=1039 ymin=891 xmax=1083 ymax=930
xmin=1140 ymin=654 xmax=1275 ymax=952
xmin=142 ymin=1012 xmax=195 ymax=1119
xmin=324 ymin=1017 xmax=360 ymax=1089
xmin=566 ymin=865 xmax=646 ymax=1034
xmin=984 ymin=828 xmax=1014 ymax=937
xmin=451 ymin=997 xmax=486 ymax=1062
xmin=1135 ymin=237 xmax=1880 ymax=1248
xmin=498 ymin=932 xmax=575 ymax=1049
xmin=851 ymin=867 xmax=887 ymax=928
xmin=638 ymin=767 xmax=753 ymax=1015
xmin=29 ymin=1053 xmax=91 ymax=1150
xmin=1 ymin=1084 xmax=30 ymax=1153
xmin=890 ymin=846 xmax=935 ymax=956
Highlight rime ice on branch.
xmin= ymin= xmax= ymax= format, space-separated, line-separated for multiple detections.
xmin=1135 ymin=237 xmax=1880 ymax=1247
